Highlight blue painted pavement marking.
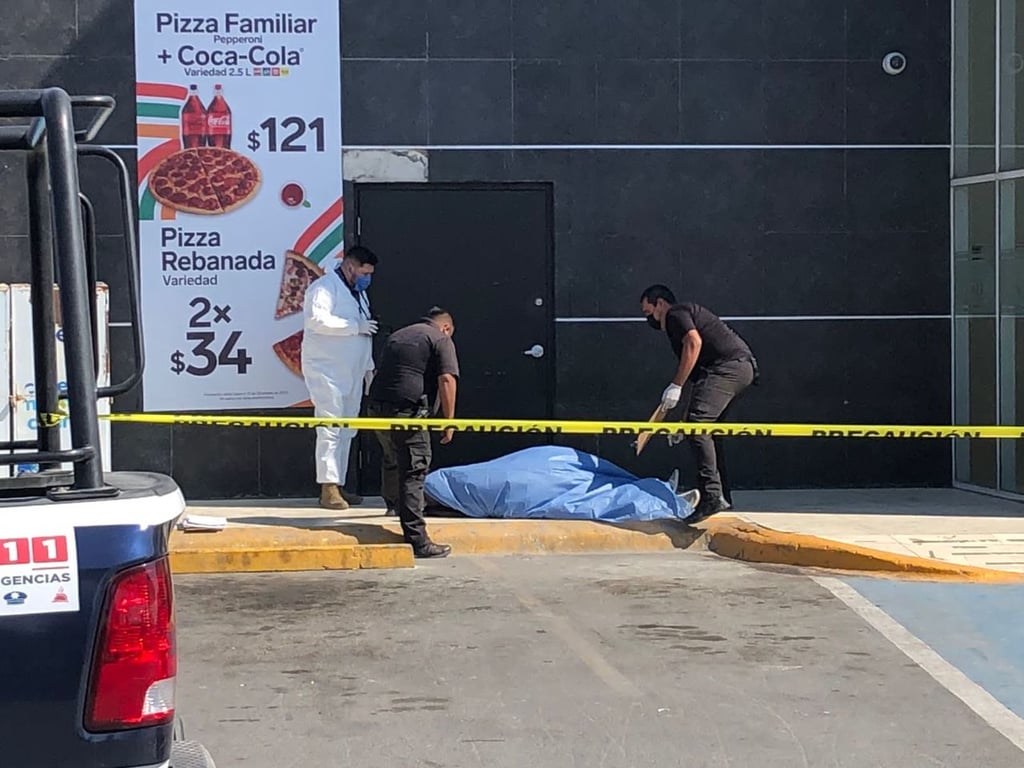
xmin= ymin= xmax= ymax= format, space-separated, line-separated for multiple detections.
xmin=843 ymin=578 xmax=1024 ymax=720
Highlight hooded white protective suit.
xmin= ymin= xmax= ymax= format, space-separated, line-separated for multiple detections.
xmin=301 ymin=268 xmax=374 ymax=485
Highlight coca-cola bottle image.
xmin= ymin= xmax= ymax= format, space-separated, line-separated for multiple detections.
xmin=206 ymin=84 xmax=232 ymax=149
xmin=180 ymin=84 xmax=207 ymax=149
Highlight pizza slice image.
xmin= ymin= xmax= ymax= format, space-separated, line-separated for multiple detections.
xmin=275 ymin=250 xmax=324 ymax=319
xmin=272 ymin=329 xmax=304 ymax=378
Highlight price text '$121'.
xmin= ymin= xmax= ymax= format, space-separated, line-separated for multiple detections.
xmin=247 ymin=116 xmax=326 ymax=152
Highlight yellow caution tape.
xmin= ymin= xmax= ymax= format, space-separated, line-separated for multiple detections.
xmin=38 ymin=412 xmax=67 ymax=428
xmin=101 ymin=413 xmax=1024 ymax=439
xmin=38 ymin=401 xmax=70 ymax=428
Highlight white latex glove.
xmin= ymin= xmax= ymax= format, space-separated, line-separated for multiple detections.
xmin=358 ymin=319 xmax=379 ymax=336
xmin=667 ymin=432 xmax=685 ymax=447
xmin=661 ymin=383 xmax=682 ymax=410
xmin=364 ymin=368 xmax=375 ymax=395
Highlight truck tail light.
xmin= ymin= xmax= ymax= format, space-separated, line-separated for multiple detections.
xmin=85 ymin=557 xmax=176 ymax=732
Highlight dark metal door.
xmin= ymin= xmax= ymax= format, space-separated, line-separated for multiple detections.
xmin=353 ymin=183 xmax=554 ymax=492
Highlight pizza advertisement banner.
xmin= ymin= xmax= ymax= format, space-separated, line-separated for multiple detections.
xmin=133 ymin=2 xmax=342 ymax=411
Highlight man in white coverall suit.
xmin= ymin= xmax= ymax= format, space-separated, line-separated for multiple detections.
xmin=302 ymin=245 xmax=379 ymax=510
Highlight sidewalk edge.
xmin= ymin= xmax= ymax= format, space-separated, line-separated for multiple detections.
xmin=170 ymin=542 xmax=414 ymax=573
xmin=167 ymin=516 xmax=1024 ymax=582
xmin=702 ymin=519 xmax=1024 ymax=583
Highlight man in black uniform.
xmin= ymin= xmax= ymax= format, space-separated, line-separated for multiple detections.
xmin=367 ymin=308 xmax=459 ymax=558
xmin=640 ymin=285 xmax=758 ymax=522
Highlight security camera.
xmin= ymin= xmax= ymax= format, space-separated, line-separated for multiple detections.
xmin=882 ymin=52 xmax=907 ymax=75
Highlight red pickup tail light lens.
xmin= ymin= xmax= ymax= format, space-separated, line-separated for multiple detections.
xmin=85 ymin=557 xmax=176 ymax=732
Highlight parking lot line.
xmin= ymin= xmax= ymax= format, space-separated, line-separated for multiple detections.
xmin=814 ymin=576 xmax=1024 ymax=754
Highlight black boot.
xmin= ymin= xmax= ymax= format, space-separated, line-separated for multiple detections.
xmin=413 ymin=542 xmax=452 ymax=559
xmin=688 ymin=494 xmax=727 ymax=524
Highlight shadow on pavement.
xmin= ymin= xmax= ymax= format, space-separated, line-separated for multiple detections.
xmin=228 ymin=516 xmax=407 ymax=545
xmin=223 ymin=512 xmax=707 ymax=551
xmin=610 ymin=520 xmax=705 ymax=550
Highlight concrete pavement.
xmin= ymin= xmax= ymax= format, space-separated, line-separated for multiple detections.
xmin=173 ymin=487 xmax=1024 ymax=578
xmin=172 ymin=553 xmax=1024 ymax=767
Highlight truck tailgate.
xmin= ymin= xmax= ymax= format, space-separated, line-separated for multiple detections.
xmin=0 ymin=521 xmax=175 ymax=768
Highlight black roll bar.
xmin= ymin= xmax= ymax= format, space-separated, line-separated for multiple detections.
xmin=26 ymin=148 xmax=62 ymax=471
xmin=0 ymin=92 xmax=115 ymax=142
xmin=69 ymin=95 xmax=116 ymax=143
xmin=0 ymin=441 xmax=48 ymax=451
xmin=0 ymin=89 xmax=109 ymax=490
xmin=76 ymin=146 xmax=145 ymax=399
xmin=0 ymin=122 xmax=45 ymax=151
xmin=79 ymin=192 xmax=101 ymax=379
xmin=0 ymin=447 xmax=95 ymax=466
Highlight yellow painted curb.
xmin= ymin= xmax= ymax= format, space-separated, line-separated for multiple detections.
xmin=702 ymin=519 xmax=1024 ymax=583
xmin=167 ymin=518 xmax=702 ymax=573
xmin=170 ymin=544 xmax=413 ymax=574
xmin=169 ymin=528 xmax=413 ymax=573
xmin=421 ymin=518 xmax=702 ymax=554
xmin=167 ymin=515 xmax=1024 ymax=582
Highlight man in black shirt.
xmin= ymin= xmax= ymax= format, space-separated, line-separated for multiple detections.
xmin=367 ymin=308 xmax=459 ymax=558
xmin=640 ymin=285 xmax=758 ymax=522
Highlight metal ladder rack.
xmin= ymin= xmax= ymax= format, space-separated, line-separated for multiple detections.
xmin=0 ymin=88 xmax=145 ymax=499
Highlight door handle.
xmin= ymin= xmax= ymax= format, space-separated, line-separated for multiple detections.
xmin=523 ymin=344 xmax=545 ymax=359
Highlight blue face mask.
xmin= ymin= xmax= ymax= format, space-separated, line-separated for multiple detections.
xmin=353 ymin=274 xmax=372 ymax=292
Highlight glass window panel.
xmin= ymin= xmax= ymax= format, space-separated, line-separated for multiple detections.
xmin=999 ymin=179 xmax=1024 ymax=492
xmin=1000 ymin=0 xmax=1024 ymax=170
xmin=954 ymin=184 xmax=998 ymax=487
xmin=954 ymin=0 xmax=997 ymax=177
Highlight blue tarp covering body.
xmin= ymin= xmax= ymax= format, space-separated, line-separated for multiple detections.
xmin=424 ymin=446 xmax=694 ymax=522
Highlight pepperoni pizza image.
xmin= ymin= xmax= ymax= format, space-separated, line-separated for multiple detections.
xmin=272 ymin=329 xmax=304 ymax=378
xmin=148 ymin=147 xmax=262 ymax=215
xmin=275 ymin=250 xmax=323 ymax=319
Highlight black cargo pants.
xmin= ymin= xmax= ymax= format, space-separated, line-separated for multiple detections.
xmin=367 ymin=402 xmax=432 ymax=550
xmin=682 ymin=358 xmax=756 ymax=503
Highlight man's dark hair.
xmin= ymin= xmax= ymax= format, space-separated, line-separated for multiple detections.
xmin=426 ymin=306 xmax=454 ymax=324
xmin=640 ymin=284 xmax=676 ymax=305
xmin=344 ymin=244 xmax=378 ymax=266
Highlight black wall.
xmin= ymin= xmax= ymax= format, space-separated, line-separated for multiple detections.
xmin=0 ymin=1 xmax=952 ymax=497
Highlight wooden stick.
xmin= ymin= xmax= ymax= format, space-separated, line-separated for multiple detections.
xmin=634 ymin=404 xmax=667 ymax=456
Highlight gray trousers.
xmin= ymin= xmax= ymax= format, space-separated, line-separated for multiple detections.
xmin=367 ymin=401 xmax=432 ymax=550
xmin=683 ymin=359 xmax=755 ymax=501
